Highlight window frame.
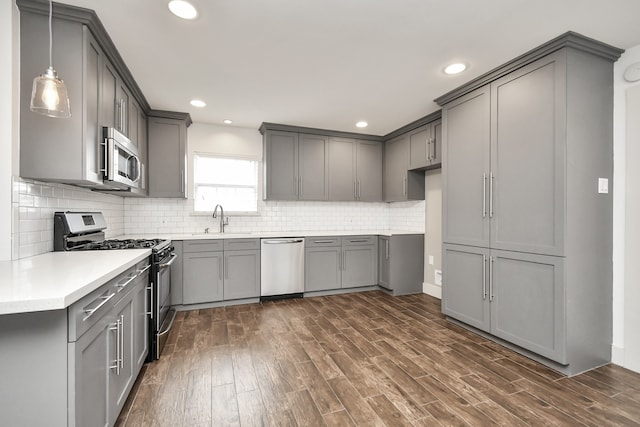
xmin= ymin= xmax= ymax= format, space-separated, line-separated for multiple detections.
xmin=191 ymin=152 xmax=261 ymax=216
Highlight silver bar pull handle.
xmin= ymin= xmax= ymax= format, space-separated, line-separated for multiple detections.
xmin=489 ymin=172 xmax=495 ymax=218
xmin=119 ymin=314 xmax=124 ymax=369
xmin=357 ymin=181 xmax=361 ymax=199
xmin=313 ymin=240 xmax=335 ymax=244
xmin=110 ymin=319 xmax=121 ymax=374
xmin=137 ymin=264 xmax=151 ymax=275
xmin=354 ymin=181 xmax=357 ymax=199
xmin=116 ymin=273 xmax=137 ymax=290
xmin=145 ymin=285 xmax=153 ymax=317
xmin=482 ymin=255 xmax=487 ymax=300
xmin=83 ymin=293 xmax=115 ymax=321
xmin=489 ymin=256 xmax=495 ymax=302
xmin=482 ymin=173 xmax=487 ymax=218
xmin=385 ymin=240 xmax=389 ymax=259
xmin=219 ymin=256 xmax=223 ymax=281
xmin=224 ymin=256 xmax=228 ymax=280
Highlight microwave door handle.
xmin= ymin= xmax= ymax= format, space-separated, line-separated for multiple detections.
xmin=107 ymin=137 xmax=115 ymax=181
xmin=134 ymin=155 xmax=141 ymax=183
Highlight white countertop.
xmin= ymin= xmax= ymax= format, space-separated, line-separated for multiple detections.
xmin=122 ymin=230 xmax=423 ymax=241
xmin=0 ymin=249 xmax=151 ymax=315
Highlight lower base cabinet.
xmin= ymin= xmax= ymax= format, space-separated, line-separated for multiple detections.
xmin=182 ymin=239 xmax=260 ymax=305
xmin=378 ymin=234 xmax=424 ymax=295
xmin=305 ymin=236 xmax=377 ymax=292
xmin=442 ymin=243 xmax=566 ymax=364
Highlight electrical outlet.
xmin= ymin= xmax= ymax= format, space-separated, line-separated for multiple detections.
xmin=435 ymin=269 xmax=442 ymax=286
xmin=598 ymin=178 xmax=609 ymax=194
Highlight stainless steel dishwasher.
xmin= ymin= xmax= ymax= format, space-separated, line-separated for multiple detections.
xmin=260 ymin=238 xmax=305 ymax=300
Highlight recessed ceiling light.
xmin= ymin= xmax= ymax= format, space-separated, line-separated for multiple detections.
xmin=223 ymin=119 xmax=233 ymax=124
xmin=190 ymin=99 xmax=206 ymax=107
xmin=168 ymin=0 xmax=198 ymax=20
xmin=356 ymin=121 xmax=368 ymax=128
xmin=444 ymin=63 xmax=467 ymax=75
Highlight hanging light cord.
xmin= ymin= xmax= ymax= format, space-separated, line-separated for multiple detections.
xmin=48 ymin=0 xmax=53 ymax=68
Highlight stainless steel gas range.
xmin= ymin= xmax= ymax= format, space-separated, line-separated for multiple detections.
xmin=54 ymin=211 xmax=176 ymax=361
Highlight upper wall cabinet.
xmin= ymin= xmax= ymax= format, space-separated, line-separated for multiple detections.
xmin=328 ymin=137 xmax=382 ymax=202
xmin=19 ymin=10 xmax=105 ymax=187
xmin=147 ymin=113 xmax=191 ymax=199
xmin=260 ymin=124 xmax=384 ymax=202
xmin=409 ymin=119 xmax=441 ymax=170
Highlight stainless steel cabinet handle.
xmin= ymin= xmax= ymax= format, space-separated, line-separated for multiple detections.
xmin=299 ymin=176 xmax=303 ymax=197
xmin=313 ymin=240 xmax=335 ymax=244
xmin=357 ymin=181 xmax=361 ymax=199
xmin=489 ymin=172 xmax=495 ymax=218
xmin=482 ymin=173 xmax=487 ymax=218
xmin=343 ymin=251 xmax=347 ymax=271
xmin=348 ymin=239 xmax=368 ymax=243
xmin=482 ymin=255 xmax=487 ymax=300
xmin=83 ymin=293 xmax=115 ymax=321
xmin=403 ymin=177 xmax=407 ymax=196
xmin=137 ymin=264 xmax=151 ymax=275
xmin=116 ymin=273 xmax=138 ymax=290
xmin=219 ymin=256 xmax=223 ymax=280
xmin=294 ymin=175 xmax=298 ymax=197
xmin=431 ymin=137 xmax=436 ymax=161
xmin=338 ymin=249 xmax=342 ymax=271
xmin=385 ymin=240 xmax=389 ymax=259
xmin=224 ymin=256 xmax=228 ymax=280
xmin=110 ymin=319 xmax=121 ymax=374
xmin=489 ymin=256 xmax=495 ymax=302
xmin=354 ymin=181 xmax=357 ymax=199
xmin=181 ymin=171 xmax=185 ymax=194
xmin=119 ymin=314 xmax=124 ymax=370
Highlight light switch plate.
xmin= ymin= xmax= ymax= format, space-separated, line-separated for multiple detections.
xmin=598 ymin=178 xmax=609 ymax=194
xmin=434 ymin=269 xmax=442 ymax=286
xmin=428 ymin=255 xmax=434 ymax=265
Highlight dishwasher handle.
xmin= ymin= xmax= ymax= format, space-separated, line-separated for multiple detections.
xmin=262 ymin=239 xmax=304 ymax=244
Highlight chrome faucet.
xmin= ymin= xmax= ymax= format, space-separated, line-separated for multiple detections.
xmin=212 ymin=204 xmax=228 ymax=233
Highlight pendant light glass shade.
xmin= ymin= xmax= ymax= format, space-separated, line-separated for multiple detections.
xmin=30 ymin=66 xmax=70 ymax=118
xmin=30 ymin=0 xmax=71 ymax=119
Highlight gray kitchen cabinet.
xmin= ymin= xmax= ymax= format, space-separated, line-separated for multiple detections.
xmin=304 ymin=236 xmax=377 ymax=292
xmin=133 ymin=264 xmax=150 ymax=372
xmin=148 ymin=115 xmax=189 ymax=198
xmin=19 ymin=14 xmax=104 ymax=187
xmin=409 ymin=120 xmax=442 ymax=170
xmin=109 ymin=287 xmax=135 ymax=423
xmin=183 ymin=251 xmax=224 ymax=304
xmin=263 ymin=130 xmax=329 ymax=200
xmin=102 ymin=59 xmax=132 ymax=138
xmin=384 ymin=135 xmax=425 ymax=202
xmin=182 ymin=239 xmax=260 ymax=304
xmin=437 ymin=32 xmax=622 ymax=375
xmin=377 ymin=234 xmax=424 ymax=295
xmin=328 ymin=137 xmax=383 ymax=201
xmin=224 ymin=250 xmax=261 ymax=300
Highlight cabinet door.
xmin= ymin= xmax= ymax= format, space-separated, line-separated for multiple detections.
xmin=224 ymin=250 xmax=260 ymax=300
xmin=305 ymin=246 xmax=341 ymax=291
xmin=84 ymin=28 xmax=102 ymax=184
xmin=356 ymin=140 xmax=383 ymax=201
xmin=137 ymin=112 xmax=148 ymax=194
xmin=384 ymin=135 xmax=409 ymax=201
xmin=441 ymin=244 xmax=491 ymax=332
xmin=490 ymin=55 xmax=565 ymax=256
xmin=328 ymin=137 xmax=356 ymax=201
xmin=101 ymin=60 xmax=118 ymax=130
xmin=148 ymin=117 xmax=187 ymax=198
xmin=299 ymin=134 xmax=329 ymax=200
xmin=342 ymin=245 xmax=377 ymax=288
xmin=117 ymin=82 xmax=131 ymax=136
xmin=442 ymin=86 xmax=491 ymax=247
xmin=128 ymin=98 xmax=140 ymax=147
xmin=183 ymin=252 xmax=223 ymax=304
xmin=429 ymin=119 xmax=442 ymax=167
xmin=109 ymin=290 xmax=135 ymax=423
xmin=409 ymin=125 xmax=429 ymax=170
xmin=490 ymin=250 xmax=566 ymax=363
xmin=378 ymin=237 xmax=390 ymax=289
xmin=132 ymin=273 xmax=149 ymax=371
xmin=170 ymin=241 xmax=183 ymax=305
xmin=264 ymin=131 xmax=298 ymax=200
xmin=72 ymin=314 xmax=110 ymax=427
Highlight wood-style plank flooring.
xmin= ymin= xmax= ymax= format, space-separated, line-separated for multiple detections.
xmin=116 ymin=291 xmax=640 ymax=426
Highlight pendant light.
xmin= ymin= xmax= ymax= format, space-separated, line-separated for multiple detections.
xmin=30 ymin=0 xmax=71 ymax=118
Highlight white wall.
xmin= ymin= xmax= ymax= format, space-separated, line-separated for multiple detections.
xmin=613 ymin=44 xmax=640 ymax=371
xmin=423 ymin=169 xmax=442 ymax=298
xmin=0 ymin=0 xmax=19 ymax=261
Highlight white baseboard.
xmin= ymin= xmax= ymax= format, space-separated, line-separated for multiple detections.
xmin=423 ymin=282 xmax=441 ymax=299
xmin=611 ymin=344 xmax=625 ymax=366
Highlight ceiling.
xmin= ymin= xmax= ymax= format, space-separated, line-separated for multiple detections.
xmin=54 ymin=0 xmax=640 ymax=135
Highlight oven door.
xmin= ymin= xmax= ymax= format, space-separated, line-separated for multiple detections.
xmin=155 ymin=253 xmax=177 ymax=359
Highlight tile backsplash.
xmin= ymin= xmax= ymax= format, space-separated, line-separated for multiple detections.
xmin=13 ymin=176 xmax=425 ymax=259
xmin=12 ymin=177 xmax=124 ymax=259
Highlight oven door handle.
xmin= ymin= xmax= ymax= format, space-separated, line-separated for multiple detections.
xmin=158 ymin=308 xmax=177 ymax=337
xmin=159 ymin=253 xmax=177 ymax=269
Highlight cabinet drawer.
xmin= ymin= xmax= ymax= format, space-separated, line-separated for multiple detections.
xmin=183 ymin=239 xmax=223 ymax=253
xmin=68 ymin=265 xmax=137 ymax=342
xmin=223 ymin=238 xmax=260 ymax=251
xmin=305 ymin=237 xmax=341 ymax=247
xmin=341 ymin=235 xmax=377 ymax=246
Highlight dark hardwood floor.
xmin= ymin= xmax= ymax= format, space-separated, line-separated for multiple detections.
xmin=116 ymin=291 xmax=640 ymax=426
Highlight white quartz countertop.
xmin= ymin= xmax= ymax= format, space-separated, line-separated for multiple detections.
xmin=0 ymin=249 xmax=151 ymax=315
xmin=122 ymin=230 xmax=423 ymax=241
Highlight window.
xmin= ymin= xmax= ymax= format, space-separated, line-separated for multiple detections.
xmin=193 ymin=154 xmax=259 ymax=213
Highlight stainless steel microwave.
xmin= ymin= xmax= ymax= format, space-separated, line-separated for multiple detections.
xmin=102 ymin=127 xmax=140 ymax=189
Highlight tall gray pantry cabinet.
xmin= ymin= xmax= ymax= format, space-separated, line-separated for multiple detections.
xmin=437 ymin=32 xmax=623 ymax=375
